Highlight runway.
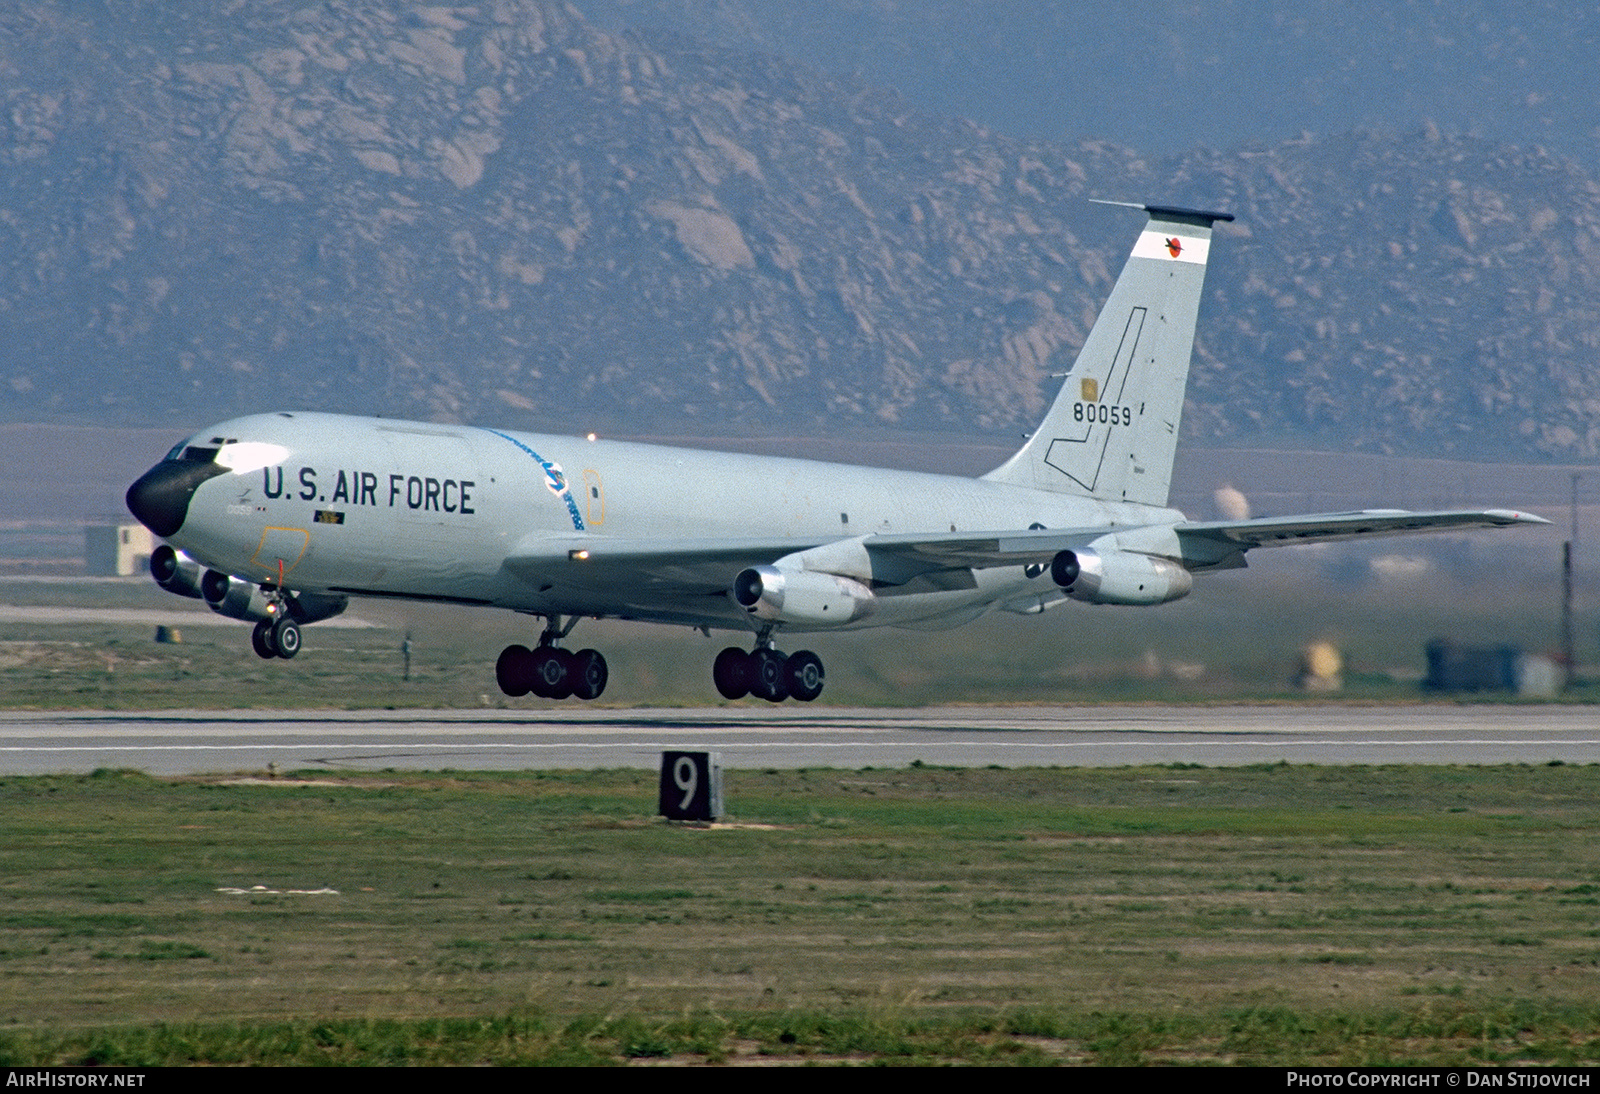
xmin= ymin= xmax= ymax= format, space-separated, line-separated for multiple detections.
xmin=1 ymin=704 xmax=1597 ymax=775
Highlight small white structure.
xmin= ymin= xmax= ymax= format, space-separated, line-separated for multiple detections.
xmin=1213 ymin=484 xmax=1251 ymax=521
xmin=1514 ymin=653 xmax=1563 ymax=699
xmin=1297 ymin=641 xmax=1344 ymax=692
xmin=85 ymin=523 xmax=155 ymax=577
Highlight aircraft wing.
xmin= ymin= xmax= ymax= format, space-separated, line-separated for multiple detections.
xmin=1173 ymin=508 xmax=1549 ymax=569
xmin=803 ymin=510 xmax=1549 ymax=578
xmin=847 ymin=509 xmax=1549 ymax=577
xmin=501 ymin=527 xmax=1118 ymax=627
xmin=505 ymin=528 xmax=1110 ymax=593
xmin=501 ymin=534 xmax=844 ymax=626
xmin=507 ymin=508 xmax=1549 ymax=601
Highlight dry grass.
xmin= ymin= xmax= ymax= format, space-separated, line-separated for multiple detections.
xmin=1 ymin=764 xmax=1598 ymax=1064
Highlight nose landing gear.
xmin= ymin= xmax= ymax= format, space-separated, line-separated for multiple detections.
xmin=249 ymin=601 xmax=303 ymax=660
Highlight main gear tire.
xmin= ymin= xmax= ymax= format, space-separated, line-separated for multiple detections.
xmin=785 ymin=649 xmax=825 ymax=702
xmin=750 ymin=647 xmax=789 ymax=703
xmin=712 ymin=647 xmax=751 ymax=700
xmin=530 ymin=647 xmax=575 ymax=700
xmin=496 ymin=644 xmax=534 ymax=697
xmin=571 ymin=648 xmax=608 ymax=701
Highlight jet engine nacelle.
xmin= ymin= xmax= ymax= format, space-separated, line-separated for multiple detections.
xmin=199 ymin=569 xmax=349 ymax=625
xmin=733 ymin=565 xmax=875 ymax=626
xmin=201 ymin=569 xmax=276 ymax=623
xmin=1050 ymin=548 xmax=1193 ymax=606
xmin=149 ymin=544 xmax=205 ymax=600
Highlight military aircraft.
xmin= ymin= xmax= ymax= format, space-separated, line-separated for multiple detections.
xmin=126 ymin=202 xmax=1545 ymax=702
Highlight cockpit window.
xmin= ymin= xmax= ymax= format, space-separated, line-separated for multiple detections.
xmin=164 ymin=436 xmax=236 ymax=463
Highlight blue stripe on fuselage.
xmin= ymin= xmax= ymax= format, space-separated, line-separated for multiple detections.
xmin=484 ymin=429 xmax=586 ymax=532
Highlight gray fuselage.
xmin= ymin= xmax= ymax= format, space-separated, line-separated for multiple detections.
xmin=166 ymin=411 xmax=1184 ymax=633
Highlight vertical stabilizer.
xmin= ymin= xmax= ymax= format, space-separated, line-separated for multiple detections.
xmin=983 ymin=203 xmax=1231 ymax=507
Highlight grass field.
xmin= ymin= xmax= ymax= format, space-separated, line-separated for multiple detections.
xmin=2 ymin=764 xmax=1598 ymax=1065
xmin=1 ymin=551 xmax=1593 ymax=1065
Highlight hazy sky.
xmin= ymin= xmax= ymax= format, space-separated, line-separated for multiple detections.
xmin=576 ymin=0 xmax=1600 ymax=162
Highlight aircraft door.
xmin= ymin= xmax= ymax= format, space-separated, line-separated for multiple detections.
xmin=250 ymin=526 xmax=310 ymax=582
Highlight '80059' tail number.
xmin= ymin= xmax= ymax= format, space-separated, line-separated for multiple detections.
xmin=1074 ymin=402 xmax=1132 ymax=426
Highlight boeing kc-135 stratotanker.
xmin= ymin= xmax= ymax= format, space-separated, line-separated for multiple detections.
xmin=126 ymin=203 xmax=1546 ymax=702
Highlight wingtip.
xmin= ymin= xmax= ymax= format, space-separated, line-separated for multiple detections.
xmin=1484 ymin=509 xmax=1552 ymax=525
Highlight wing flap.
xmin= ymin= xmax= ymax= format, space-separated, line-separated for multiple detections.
xmin=505 ymin=534 xmax=830 ymax=589
xmin=860 ymin=527 xmax=1109 ymax=578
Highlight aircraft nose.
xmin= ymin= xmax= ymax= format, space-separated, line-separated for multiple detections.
xmin=126 ymin=459 xmax=228 ymax=537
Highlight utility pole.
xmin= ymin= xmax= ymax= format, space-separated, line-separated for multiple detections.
xmin=1563 ymin=541 xmax=1573 ymax=691
xmin=1573 ymin=472 xmax=1581 ymax=550
xmin=1564 ymin=473 xmax=1579 ymax=691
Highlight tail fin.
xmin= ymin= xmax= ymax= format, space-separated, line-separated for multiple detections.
xmin=983 ymin=203 xmax=1231 ymax=507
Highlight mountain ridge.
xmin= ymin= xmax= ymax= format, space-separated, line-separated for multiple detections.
xmin=1 ymin=0 xmax=1597 ymax=462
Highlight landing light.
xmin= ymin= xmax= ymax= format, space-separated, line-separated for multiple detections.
xmin=586 ymin=432 xmax=598 ymax=442
xmin=569 ymin=549 xmax=590 ymax=561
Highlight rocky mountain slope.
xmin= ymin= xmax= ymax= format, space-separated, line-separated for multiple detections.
xmin=1 ymin=0 xmax=1597 ymax=461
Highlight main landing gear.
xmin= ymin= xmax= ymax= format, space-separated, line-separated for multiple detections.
xmin=712 ymin=644 xmax=824 ymax=703
xmin=495 ymin=616 xmax=608 ymax=701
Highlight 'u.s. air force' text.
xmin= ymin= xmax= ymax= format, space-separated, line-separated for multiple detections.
xmin=261 ymin=467 xmax=475 ymax=514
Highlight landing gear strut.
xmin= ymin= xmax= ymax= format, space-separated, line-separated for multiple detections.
xmin=495 ymin=616 xmax=608 ymax=701
xmin=712 ymin=642 xmax=824 ymax=703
